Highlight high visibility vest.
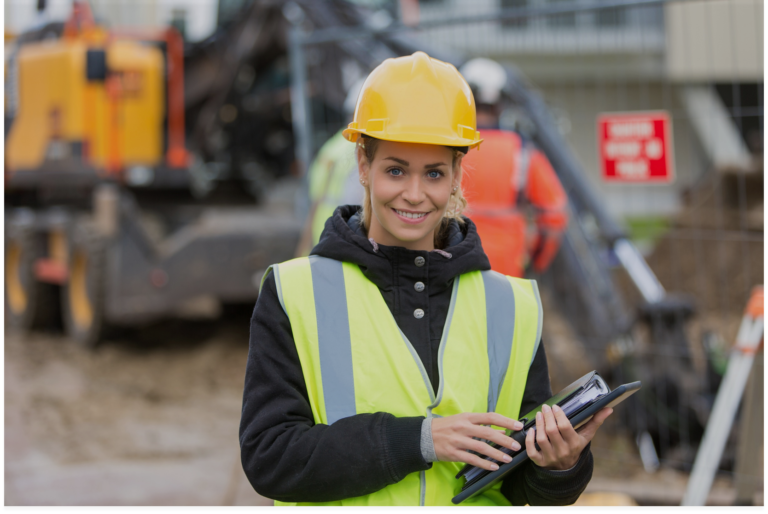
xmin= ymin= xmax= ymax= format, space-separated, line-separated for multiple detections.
xmin=263 ymin=255 xmax=543 ymax=506
xmin=462 ymin=130 xmax=530 ymax=277
xmin=462 ymin=129 xmax=567 ymax=277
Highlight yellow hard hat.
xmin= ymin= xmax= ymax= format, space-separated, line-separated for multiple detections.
xmin=342 ymin=51 xmax=482 ymax=149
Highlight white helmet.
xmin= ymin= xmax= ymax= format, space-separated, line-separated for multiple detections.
xmin=459 ymin=58 xmax=508 ymax=105
xmin=343 ymin=78 xmax=367 ymax=118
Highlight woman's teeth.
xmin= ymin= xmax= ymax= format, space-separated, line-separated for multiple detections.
xmin=396 ymin=210 xmax=427 ymax=219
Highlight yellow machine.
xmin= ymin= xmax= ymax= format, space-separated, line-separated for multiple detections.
xmin=6 ymin=1 xmax=186 ymax=181
xmin=4 ymin=30 xmax=17 ymax=94
xmin=7 ymin=38 xmax=165 ymax=173
xmin=4 ymin=1 xmax=301 ymax=347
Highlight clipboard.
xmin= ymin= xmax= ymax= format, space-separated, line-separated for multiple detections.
xmin=451 ymin=375 xmax=641 ymax=505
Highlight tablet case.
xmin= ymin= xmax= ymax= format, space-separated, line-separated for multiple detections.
xmin=451 ymin=374 xmax=641 ymax=504
xmin=456 ymin=370 xmax=605 ymax=483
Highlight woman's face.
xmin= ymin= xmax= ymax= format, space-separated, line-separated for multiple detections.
xmin=358 ymin=140 xmax=462 ymax=251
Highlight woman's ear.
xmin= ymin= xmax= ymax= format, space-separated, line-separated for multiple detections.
xmin=357 ymin=145 xmax=370 ymax=184
xmin=452 ymin=154 xmax=464 ymax=190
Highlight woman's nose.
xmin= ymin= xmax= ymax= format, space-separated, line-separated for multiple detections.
xmin=401 ymin=176 xmax=424 ymax=204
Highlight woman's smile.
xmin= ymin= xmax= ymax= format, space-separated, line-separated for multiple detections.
xmin=391 ymin=207 xmax=432 ymax=224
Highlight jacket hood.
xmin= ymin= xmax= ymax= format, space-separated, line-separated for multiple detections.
xmin=311 ymin=205 xmax=491 ymax=295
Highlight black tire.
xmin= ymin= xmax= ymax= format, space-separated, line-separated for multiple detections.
xmin=4 ymin=223 xmax=60 ymax=330
xmin=61 ymin=221 xmax=108 ymax=348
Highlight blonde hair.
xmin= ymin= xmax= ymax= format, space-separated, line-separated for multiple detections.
xmin=357 ymin=135 xmax=468 ymax=248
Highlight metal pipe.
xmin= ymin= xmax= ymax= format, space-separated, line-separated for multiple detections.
xmin=286 ymin=5 xmax=313 ymax=222
xmin=613 ymin=238 xmax=666 ymax=303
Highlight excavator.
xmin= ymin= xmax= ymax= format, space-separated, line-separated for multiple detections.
xmin=4 ymin=0 xmax=303 ymax=347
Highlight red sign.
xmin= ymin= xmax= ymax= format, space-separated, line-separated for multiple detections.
xmin=598 ymin=111 xmax=674 ymax=183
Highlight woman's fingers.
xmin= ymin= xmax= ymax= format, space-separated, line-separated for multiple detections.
xmin=431 ymin=408 xmax=613 ymax=471
xmin=534 ymin=411 xmax=553 ymax=454
xmin=551 ymin=405 xmax=580 ymax=447
xmin=469 ymin=412 xmax=524 ymax=433
xmin=540 ymin=405 xmax=566 ymax=450
xmin=465 ymin=438 xmax=514 ymax=464
xmin=432 ymin=413 xmax=526 ymax=464
xmin=525 ymin=425 xmax=543 ymax=466
xmin=458 ymin=451 xmax=502 ymax=471
xmin=472 ymin=425 xmax=522 ymax=452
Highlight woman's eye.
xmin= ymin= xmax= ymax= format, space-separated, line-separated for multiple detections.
xmin=427 ymin=170 xmax=443 ymax=179
xmin=389 ymin=167 xmax=404 ymax=176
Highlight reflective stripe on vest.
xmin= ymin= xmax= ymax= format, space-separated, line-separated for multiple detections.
xmin=265 ymin=256 xmax=542 ymax=506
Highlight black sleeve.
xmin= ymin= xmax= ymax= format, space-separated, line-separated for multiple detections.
xmin=500 ymin=342 xmax=594 ymax=506
xmin=239 ymin=272 xmax=430 ymax=503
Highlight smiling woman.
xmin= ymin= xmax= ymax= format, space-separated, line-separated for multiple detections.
xmin=357 ymin=137 xmax=468 ymax=250
xmin=240 ymin=51 xmax=608 ymax=507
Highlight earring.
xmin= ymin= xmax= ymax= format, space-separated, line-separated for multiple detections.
xmin=360 ymin=179 xmax=366 ymax=186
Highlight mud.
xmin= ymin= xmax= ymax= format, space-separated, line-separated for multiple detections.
xmin=4 ymin=306 xmax=272 ymax=506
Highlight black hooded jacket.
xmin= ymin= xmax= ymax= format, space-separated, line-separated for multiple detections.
xmin=239 ymin=205 xmax=593 ymax=504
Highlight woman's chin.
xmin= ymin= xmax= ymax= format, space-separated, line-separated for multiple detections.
xmin=384 ymin=222 xmax=441 ymax=245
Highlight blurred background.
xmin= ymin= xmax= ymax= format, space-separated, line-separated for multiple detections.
xmin=3 ymin=0 xmax=763 ymax=506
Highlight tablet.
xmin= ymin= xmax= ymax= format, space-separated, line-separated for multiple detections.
xmin=451 ymin=381 xmax=641 ymax=505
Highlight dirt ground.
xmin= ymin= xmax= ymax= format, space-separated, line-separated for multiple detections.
xmin=5 ymin=302 xmax=746 ymax=506
xmin=4 ymin=306 xmax=271 ymax=506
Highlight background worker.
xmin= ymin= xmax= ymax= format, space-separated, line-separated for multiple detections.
xmin=296 ymin=79 xmax=366 ymax=255
xmin=459 ymin=57 xmax=569 ymax=278
xmin=240 ymin=51 xmax=612 ymax=506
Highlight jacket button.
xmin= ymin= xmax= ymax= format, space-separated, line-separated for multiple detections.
xmin=414 ymin=256 xmax=425 ymax=267
xmin=414 ymin=308 xmax=425 ymax=319
xmin=414 ymin=281 xmax=425 ymax=292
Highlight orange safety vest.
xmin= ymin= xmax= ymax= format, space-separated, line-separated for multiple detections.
xmin=462 ymin=129 xmax=567 ymax=277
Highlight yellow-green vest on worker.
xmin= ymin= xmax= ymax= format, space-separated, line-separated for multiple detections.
xmin=307 ymin=129 xmax=358 ymax=247
xmin=263 ymin=255 xmax=543 ymax=506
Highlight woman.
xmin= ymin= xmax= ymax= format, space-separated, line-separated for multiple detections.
xmin=239 ymin=51 xmax=612 ymax=506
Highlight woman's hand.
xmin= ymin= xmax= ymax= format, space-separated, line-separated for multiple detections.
xmin=526 ymin=404 xmax=613 ymax=471
xmin=431 ymin=413 xmax=525 ymax=471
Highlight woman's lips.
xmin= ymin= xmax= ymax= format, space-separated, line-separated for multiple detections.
xmin=392 ymin=208 xmax=431 ymax=224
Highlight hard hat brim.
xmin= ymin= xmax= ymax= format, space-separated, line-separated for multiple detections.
xmin=342 ymin=127 xmax=482 ymax=150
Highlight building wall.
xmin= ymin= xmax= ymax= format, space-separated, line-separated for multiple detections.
xmin=418 ymin=0 xmax=665 ymax=64
xmin=665 ymin=0 xmax=764 ymax=82
xmin=534 ymin=82 xmax=706 ymax=218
